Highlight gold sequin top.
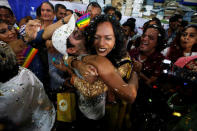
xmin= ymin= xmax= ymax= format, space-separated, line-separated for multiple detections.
xmin=73 ymin=55 xmax=133 ymax=98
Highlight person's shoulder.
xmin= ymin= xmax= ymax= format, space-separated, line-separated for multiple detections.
xmin=19 ymin=67 xmax=43 ymax=85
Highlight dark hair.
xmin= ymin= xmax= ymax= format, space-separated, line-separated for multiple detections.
xmin=169 ymin=14 xmax=183 ymax=23
xmin=115 ymin=10 xmax=122 ymax=21
xmin=143 ymin=24 xmax=166 ymax=51
xmin=151 ymin=17 xmax=162 ymax=27
xmin=84 ymin=14 xmax=127 ymax=66
xmin=36 ymin=5 xmax=41 ymax=18
xmin=41 ymin=1 xmax=54 ymax=12
xmin=0 ymin=6 xmax=14 ymax=16
xmin=103 ymin=6 xmax=116 ymax=14
xmin=122 ymin=20 xmax=135 ymax=32
xmin=168 ymin=25 xmax=197 ymax=63
xmin=182 ymin=25 xmax=197 ymax=52
xmin=181 ymin=20 xmax=188 ymax=28
xmin=86 ymin=2 xmax=101 ymax=11
xmin=55 ymin=4 xmax=66 ymax=13
xmin=75 ymin=12 xmax=82 ymax=17
xmin=0 ymin=117 xmax=20 ymax=131
xmin=127 ymin=17 xmax=136 ymax=23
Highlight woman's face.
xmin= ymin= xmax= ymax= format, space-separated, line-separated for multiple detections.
xmin=0 ymin=23 xmax=17 ymax=43
xmin=180 ymin=27 xmax=197 ymax=51
xmin=93 ymin=22 xmax=115 ymax=56
xmin=40 ymin=3 xmax=54 ymax=21
xmin=140 ymin=28 xmax=158 ymax=54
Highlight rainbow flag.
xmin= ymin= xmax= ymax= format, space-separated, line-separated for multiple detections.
xmin=76 ymin=13 xmax=90 ymax=29
xmin=22 ymin=45 xmax=38 ymax=68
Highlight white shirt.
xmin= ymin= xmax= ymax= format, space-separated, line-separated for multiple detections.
xmin=0 ymin=67 xmax=56 ymax=131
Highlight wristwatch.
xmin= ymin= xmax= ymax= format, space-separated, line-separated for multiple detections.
xmin=62 ymin=18 xmax=66 ymax=24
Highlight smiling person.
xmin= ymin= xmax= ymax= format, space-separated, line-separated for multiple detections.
xmin=86 ymin=2 xmax=102 ymax=20
xmin=59 ymin=14 xmax=139 ymax=130
xmin=0 ymin=20 xmax=26 ymax=65
xmin=0 ymin=6 xmax=16 ymax=26
xmin=162 ymin=25 xmax=197 ymax=64
xmin=129 ymin=24 xmax=168 ymax=131
xmin=54 ymin=4 xmax=67 ymax=21
xmin=40 ymin=1 xmax=55 ymax=29
xmin=129 ymin=24 xmax=166 ymax=86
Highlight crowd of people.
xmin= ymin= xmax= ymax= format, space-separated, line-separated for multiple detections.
xmin=0 ymin=1 xmax=197 ymax=131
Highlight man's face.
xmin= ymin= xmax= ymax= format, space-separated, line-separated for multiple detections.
xmin=0 ymin=8 xmax=14 ymax=25
xmin=140 ymin=28 xmax=159 ymax=55
xmin=67 ymin=28 xmax=86 ymax=55
xmin=41 ymin=3 xmax=55 ymax=21
xmin=56 ymin=8 xmax=67 ymax=20
xmin=87 ymin=6 xmax=101 ymax=20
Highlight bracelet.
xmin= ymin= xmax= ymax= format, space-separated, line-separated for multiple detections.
xmin=63 ymin=55 xmax=68 ymax=66
xmin=62 ymin=18 xmax=66 ymax=24
xmin=76 ymin=54 xmax=88 ymax=61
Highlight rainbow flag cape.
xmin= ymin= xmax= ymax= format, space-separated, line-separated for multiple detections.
xmin=76 ymin=13 xmax=90 ymax=29
xmin=22 ymin=45 xmax=38 ymax=68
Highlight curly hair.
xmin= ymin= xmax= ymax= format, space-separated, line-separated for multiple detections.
xmin=143 ymin=24 xmax=166 ymax=52
xmin=84 ymin=14 xmax=127 ymax=66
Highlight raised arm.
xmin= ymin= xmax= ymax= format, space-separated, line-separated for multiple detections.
xmin=42 ymin=14 xmax=72 ymax=40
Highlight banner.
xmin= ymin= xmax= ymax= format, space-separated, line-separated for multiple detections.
xmin=8 ymin=0 xmax=48 ymax=22
xmin=50 ymin=1 xmax=87 ymax=14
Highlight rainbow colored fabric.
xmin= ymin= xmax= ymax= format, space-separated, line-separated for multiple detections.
xmin=76 ymin=13 xmax=90 ymax=29
xmin=22 ymin=45 xmax=38 ymax=68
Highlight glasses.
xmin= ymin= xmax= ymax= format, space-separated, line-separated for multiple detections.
xmin=0 ymin=25 xmax=14 ymax=34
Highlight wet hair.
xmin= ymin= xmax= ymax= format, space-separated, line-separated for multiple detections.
xmin=0 ymin=6 xmax=14 ymax=16
xmin=84 ymin=14 xmax=127 ymax=66
xmin=103 ymin=6 xmax=116 ymax=14
xmin=86 ymin=2 xmax=101 ymax=11
xmin=55 ymin=4 xmax=66 ymax=13
xmin=143 ymin=24 xmax=166 ymax=51
xmin=0 ymin=41 xmax=19 ymax=82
